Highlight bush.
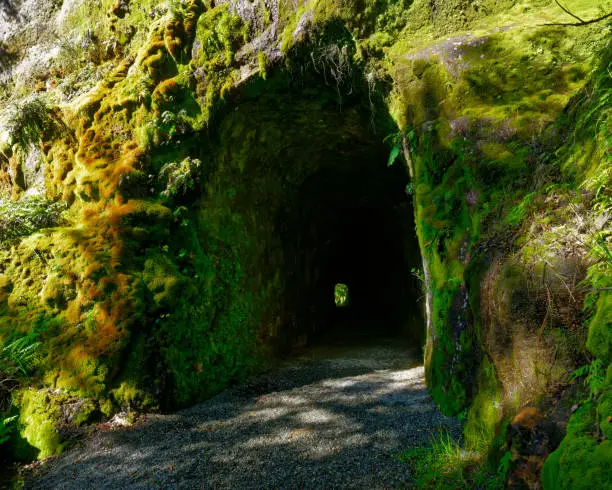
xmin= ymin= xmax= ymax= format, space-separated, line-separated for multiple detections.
xmin=0 ymin=197 xmax=66 ymax=246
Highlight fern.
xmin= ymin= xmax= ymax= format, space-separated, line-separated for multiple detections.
xmin=3 ymin=97 xmax=59 ymax=151
xmin=0 ymin=414 xmax=17 ymax=445
xmin=159 ymin=157 xmax=202 ymax=199
xmin=1 ymin=336 xmax=41 ymax=377
xmin=384 ymin=128 xmax=415 ymax=167
xmin=570 ymin=359 xmax=606 ymax=399
xmin=0 ymin=335 xmax=41 ymax=440
xmin=0 ymin=196 xmax=66 ymax=247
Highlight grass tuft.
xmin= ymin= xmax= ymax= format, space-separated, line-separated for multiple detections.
xmin=399 ymin=430 xmax=506 ymax=489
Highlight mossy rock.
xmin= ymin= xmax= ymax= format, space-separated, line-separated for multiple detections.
xmin=542 ymin=403 xmax=612 ymax=490
xmin=586 ymin=293 xmax=612 ymax=364
xmin=15 ymin=389 xmax=100 ymax=460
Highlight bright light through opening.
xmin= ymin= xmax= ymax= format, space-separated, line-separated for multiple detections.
xmin=334 ymin=283 xmax=349 ymax=307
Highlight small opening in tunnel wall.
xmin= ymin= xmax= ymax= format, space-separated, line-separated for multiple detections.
xmin=334 ymin=283 xmax=349 ymax=307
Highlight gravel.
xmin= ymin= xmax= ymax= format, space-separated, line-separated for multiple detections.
xmin=25 ymin=336 xmax=460 ymax=489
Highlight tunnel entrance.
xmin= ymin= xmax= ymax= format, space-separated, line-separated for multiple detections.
xmin=279 ymin=141 xmax=423 ymax=346
xmin=206 ymin=68 xmax=425 ymax=353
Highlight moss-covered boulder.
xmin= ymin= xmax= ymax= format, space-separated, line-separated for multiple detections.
xmin=14 ymin=389 xmax=100 ymax=460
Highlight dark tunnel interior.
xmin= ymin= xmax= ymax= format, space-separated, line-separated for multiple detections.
xmin=210 ymin=73 xmax=426 ymax=351
xmin=279 ymin=144 xmax=425 ymax=347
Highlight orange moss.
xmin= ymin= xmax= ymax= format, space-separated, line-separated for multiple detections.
xmin=152 ymin=78 xmax=180 ymax=108
xmin=139 ymin=40 xmax=177 ymax=83
xmin=164 ymin=19 xmax=185 ymax=59
xmin=183 ymin=0 xmax=203 ymax=36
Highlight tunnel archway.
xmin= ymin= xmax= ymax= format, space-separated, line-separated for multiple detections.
xmin=280 ymin=155 xmax=423 ymax=344
xmin=205 ymin=69 xmax=425 ymax=353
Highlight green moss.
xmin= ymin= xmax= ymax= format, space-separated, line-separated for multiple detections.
xmin=0 ymin=0 xmax=610 ymax=468
xmin=542 ymin=403 xmax=612 ymax=490
xmin=464 ymin=356 xmax=503 ymax=450
xmin=257 ymin=51 xmax=269 ymax=80
xmin=112 ymin=381 xmax=157 ymax=410
xmin=586 ymin=290 xmax=612 ymax=364
xmin=18 ymin=390 xmax=61 ymax=459
xmin=598 ymin=365 xmax=612 ymax=441
xmin=16 ymin=389 xmax=98 ymax=460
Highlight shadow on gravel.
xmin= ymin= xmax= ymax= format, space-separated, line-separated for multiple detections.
xmin=25 ymin=343 xmax=459 ymax=489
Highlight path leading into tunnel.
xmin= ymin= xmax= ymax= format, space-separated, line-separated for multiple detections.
xmin=26 ymin=335 xmax=460 ymax=489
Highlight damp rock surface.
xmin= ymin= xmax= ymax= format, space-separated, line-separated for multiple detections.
xmin=25 ymin=337 xmax=460 ymax=489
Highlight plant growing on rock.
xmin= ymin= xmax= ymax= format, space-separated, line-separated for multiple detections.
xmin=159 ymin=156 xmax=202 ymax=199
xmin=570 ymin=359 xmax=606 ymax=400
xmin=0 ymin=197 xmax=66 ymax=247
xmin=1 ymin=96 xmax=67 ymax=163
xmin=3 ymin=97 xmax=51 ymax=149
xmin=0 ymin=335 xmax=41 ymax=446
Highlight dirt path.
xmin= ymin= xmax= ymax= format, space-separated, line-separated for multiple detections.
xmin=25 ymin=336 xmax=460 ymax=489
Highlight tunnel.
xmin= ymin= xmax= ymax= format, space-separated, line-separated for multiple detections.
xmin=279 ymin=155 xmax=424 ymax=344
xmin=205 ymin=69 xmax=425 ymax=352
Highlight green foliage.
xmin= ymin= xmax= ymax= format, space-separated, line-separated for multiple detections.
xmin=398 ymin=430 xmax=505 ymax=489
xmin=385 ymin=135 xmax=402 ymax=167
xmin=0 ymin=197 xmax=66 ymax=247
xmin=570 ymin=359 xmax=606 ymax=399
xmin=504 ymin=192 xmax=537 ymax=227
xmin=411 ymin=267 xmax=424 ymax=283
xmin=0 ymin=335 xmax=40 ymax=449
xmin=384 ymin=127 xmax=415 ymax=167
xmin=334 ymin=283 xmax=349 ymax=307
xmin=0 ymin=414 xmax=17 ymax=445
xmin=497 ymin=450 xmax=512 ymax=481
xmin=2 ymin=97 xmax=64 ymax=154
xmin=0 ymin=336 xmax=41 ymax=378
xmin=159 ymin=156 xmax=202 ymax=199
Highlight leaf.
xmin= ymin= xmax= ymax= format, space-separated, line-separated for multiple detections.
xmin=387 ymin=145 xmax=401 ymax=167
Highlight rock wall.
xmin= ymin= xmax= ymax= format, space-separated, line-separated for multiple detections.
xmin=0 ymin=0 xmax=610 ymax=485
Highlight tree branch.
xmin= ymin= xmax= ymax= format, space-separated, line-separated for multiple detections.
xmin=555 ymin=0 xmax=585 ymax=23
xmin=542 ymin=10 xmax=612 ymax=26
xmin=542 ymin=2 xmax=612 ymax=27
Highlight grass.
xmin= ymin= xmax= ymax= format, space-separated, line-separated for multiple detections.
xmin=398 ymin=430 xmax=506 ymax=489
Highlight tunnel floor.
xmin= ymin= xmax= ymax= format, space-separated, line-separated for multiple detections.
xmin=24 ymin=339 xmax=460 ymax=489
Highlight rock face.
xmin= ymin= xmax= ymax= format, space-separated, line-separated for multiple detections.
xmin=0 ymin=0 xmax=610 ymax=486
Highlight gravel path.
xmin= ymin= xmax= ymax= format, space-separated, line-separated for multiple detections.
xmin=25 ymin=336 xmax=460 ymax=489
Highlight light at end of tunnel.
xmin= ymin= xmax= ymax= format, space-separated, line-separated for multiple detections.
xmin=334 ymin=283 xmax=349 ymax=307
